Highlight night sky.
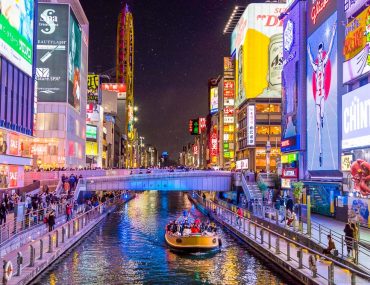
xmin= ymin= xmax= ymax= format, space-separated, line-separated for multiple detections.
xmin=80 ymin=0 xmax=245 ymax=158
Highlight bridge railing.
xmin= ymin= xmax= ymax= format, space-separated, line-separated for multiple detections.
xmin=193 ymin=194 xmax=370 ymax=284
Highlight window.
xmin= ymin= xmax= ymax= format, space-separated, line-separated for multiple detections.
xmin=36 ymin=113 xmax=59 ymax=131
xmin=256 ymin=104 xmax=280 ymax=113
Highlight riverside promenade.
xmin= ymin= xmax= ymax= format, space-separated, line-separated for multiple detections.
xmin=190 ymin=194 xmax=370 ymax=285
xmin=0 ymin=195 xmax=132 ymax=285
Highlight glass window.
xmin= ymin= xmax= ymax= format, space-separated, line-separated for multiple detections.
xmin=7 ymin=62 xmax=13 ymax=123
xmin=256 ymin=104 xmax=280 ymax=113
xmin=12 ymin=67 xmax=18 ymax=125
xmin=0 ymin=58 xmax=6 ymax=121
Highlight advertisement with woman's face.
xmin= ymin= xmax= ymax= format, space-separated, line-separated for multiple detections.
xmin=68 ymin=12 xmax=81 ymax=112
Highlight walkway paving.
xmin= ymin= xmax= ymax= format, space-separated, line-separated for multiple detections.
xmin=198 ymin=197 xmax=370 ymax=285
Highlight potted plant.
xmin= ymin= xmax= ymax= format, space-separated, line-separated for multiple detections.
xmin=292 ymin=181 xmax=304 ymax=203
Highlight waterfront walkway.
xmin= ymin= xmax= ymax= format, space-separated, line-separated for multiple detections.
xmin=193 ymin=195 xmax=370 ymax=285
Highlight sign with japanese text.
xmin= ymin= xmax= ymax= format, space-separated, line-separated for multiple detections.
xmin=247 ymin=105 xmax=255 ymax=146
xmin=87 ymin=74 xmax=100 ymax=104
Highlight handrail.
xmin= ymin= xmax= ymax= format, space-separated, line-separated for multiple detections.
xmin=196 ymin=194 xmax=370 ymax=281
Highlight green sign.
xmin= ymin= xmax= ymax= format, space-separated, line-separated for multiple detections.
xmin=86 ymin=125 xmax=97 ymax=140
xmin=224 ymin=143 xmax=229 ymax=149
xmin=224 ymin=152 xmax=230 ymax=158
xmin=0 ymin=0 xmax=34 ymax=76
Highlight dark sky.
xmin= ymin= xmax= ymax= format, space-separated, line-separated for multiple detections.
xmin=80 ymin=0 xmax=245 ymax=158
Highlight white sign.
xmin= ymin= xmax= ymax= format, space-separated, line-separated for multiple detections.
xmin=247 ymin=105 xmax=255 ymax=146
xmin=236 ymin=159 xmax=249 ymax=170
xmin=342 ymin=85 xmax=370 ymax=149
xmin=224 ymin=99 xmax=235 ymax=106
xmin=284 ymin=20 xmax=294 ymax=52
xmin=224 ymin=116 xmax=234 ymax=124
xmin=345 ymin=0 xmax=368 ymax=18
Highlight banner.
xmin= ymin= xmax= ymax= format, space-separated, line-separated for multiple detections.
xmin=36 ymin=4 xmax=69 ymax=102
xmin=87 ymin=74 xmax=100 ymax=104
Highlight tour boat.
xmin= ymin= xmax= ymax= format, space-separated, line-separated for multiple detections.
xmin=165 ymin=214 xmax=221 ymax=252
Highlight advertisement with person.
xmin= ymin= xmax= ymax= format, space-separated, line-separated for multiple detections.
xmin=87 ymin=74 xmax=100 ymax=104
xmin=0 ymin=0 xmax=34 ymax=76
xmin=342 ymin=84 xmax=370 ymax=149
xmin=36 ymin=4 xmax=69 ymax=102
xmin=68 ymin=12 xmax=82 ymax=112
xmin=343 ymin=6 xmax=370 ymax=84
xmin=232 ymin=3 xmax=286 ymax=106
xmin=209 ymin=87 xmax=218 ymax=114
xmin=348 ymin=197 xmax=370 ymax=228
xmin=306 ymin=12 xmax=338 ymax=170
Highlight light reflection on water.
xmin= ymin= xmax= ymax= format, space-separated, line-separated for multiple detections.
xmin=32 ymin=192 xmax=293 ymax=285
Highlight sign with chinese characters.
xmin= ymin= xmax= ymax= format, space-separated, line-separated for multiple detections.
xmin=224 ymin=116 xmax=234 ymax=124
xmin=341 ymin=154 xmax=353 ymax=171
xmin=224 ymin=57 xmax=234 ymax=79
xmin=343 ymin=6 xmax=370 ymax=84
xmin=224 ymin=99 xmax=235 ymax=106
xmin=193 ymin=145 xmax=199 ymax=155
xmin=199 ymin=117 xmax=206 ymax=133
xmin=210 ymin=129 xmax=218 ymax=157
xmin=223 ymin=80 xmax=235 ymax=98
xmin=87 ymin=74 xmax=100 ymax=104
xmin=247 ymin=105 xmax=255 ymax=146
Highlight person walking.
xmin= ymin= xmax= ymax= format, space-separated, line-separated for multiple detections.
xmin=344 ymin=223 xmax=354 ymax=257
xmin=0 ymin=202 xmax=7 ymax=225
xmin=236 ymin=207 xmax=243 ymax=227
xmin=66 ymin=203 xmax=72 ymax=221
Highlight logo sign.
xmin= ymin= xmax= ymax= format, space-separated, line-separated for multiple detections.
xmin=341 ymin=154 xmax=353 ymax=171
xmin=343 ymin=7 xmax=370 ymax=84
xmin=0 ymin=0 xmax=34 ymax=76
xmin=345 ymin=0 xmax=368 ymax=19
xmin=307 ymin=0 xmax=336 ymax=35
xmin=284 ymin=20 xmax=294 ymax=52
xmin=342 ymin=84 xmax=370 ymax=149
xmin=247 ymin=105 xmax=255 ymax=146
xmin=37 ymin=4 xmax=69 ymax=103
xmin=224 ymin=107 xmax=234 ymax=116
xmin=282 ymin=168 xmax=298 ymax=178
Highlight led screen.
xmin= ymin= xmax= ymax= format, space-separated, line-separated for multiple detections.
xmin=0 ymin=0 xmax=34 ymax=76
xmin=306 ymin=12 xmax=338 ymax=170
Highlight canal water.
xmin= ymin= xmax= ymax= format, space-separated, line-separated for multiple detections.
xmin=33 ymin=192 xmax=293 ymax=285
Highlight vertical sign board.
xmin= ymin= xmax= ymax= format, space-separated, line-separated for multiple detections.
xmin=281 ymin=2 xmax=301 ymax=152
xmin=0 ymin=0 xmax=34 ymax=76
xmin=68 ymin=11 xmax=82 ymax=112
xmin=247 ymin=105 xmax=255 ymax=146
xmin=306 ymin=0 xmax=338 ymax=170
xmin=87 ymin=74 xmax=100 ymax=104
xmin=36 ymin=4 xmax=69 ymax=102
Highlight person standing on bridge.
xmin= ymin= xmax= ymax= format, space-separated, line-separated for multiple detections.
xmin=48 ymin=210 xmax=56 ymax=232
xmin=344 ymin=223 xmax=354 ymax=258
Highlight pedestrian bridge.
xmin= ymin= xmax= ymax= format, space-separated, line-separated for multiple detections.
xmin=76 ymin=171 xmax=232 ymax=194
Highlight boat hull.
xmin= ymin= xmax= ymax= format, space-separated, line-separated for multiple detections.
xmin=165 ymin=232 xmax=220 ymax=252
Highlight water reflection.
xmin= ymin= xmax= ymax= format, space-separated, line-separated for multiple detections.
xmin=33 ymin=192 xmax=292 ymax=285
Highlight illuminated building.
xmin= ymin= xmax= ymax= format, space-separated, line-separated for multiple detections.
xmin=33 ymin=0 xmax=89 ymax=169
xmin=0 ymin=0 xmax=37 ymax=187
xmin=116 ymin=2 xmax=135 ymax=168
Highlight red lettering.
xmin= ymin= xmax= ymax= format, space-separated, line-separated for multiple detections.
xmin=311 ymin=0 xmax=330 ymax=25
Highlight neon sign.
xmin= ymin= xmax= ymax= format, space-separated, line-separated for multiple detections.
xmin=311 ymin=0 xmax=330 ymax=25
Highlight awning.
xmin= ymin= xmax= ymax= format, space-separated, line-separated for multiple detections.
xmin=306 ymin=170 xmax=343 ymax=182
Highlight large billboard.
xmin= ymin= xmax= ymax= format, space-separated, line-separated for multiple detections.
xmin=0 ymin=0 xmax=34 ymax=76
xmin=343 ymin=6 xmax=370 ymax=84
xmin=281 ymin=3 xmax=300 ymax=152
xmin=87 ymin=74 xmax=100 ymax=104
xmin=306 ymin=12 xmax=338 ymax=170
xmin=68 ymin=12 xmax=82 ymax=112
xmin=233 ymin=4 xmax=285 ymax=106
xmin=342 ymin=85 xmax=370 ymax=149
xmin=36 ymin=4 xmax=69 ymax=102
xmin=307 ymin=0 xmax=337 ymax=36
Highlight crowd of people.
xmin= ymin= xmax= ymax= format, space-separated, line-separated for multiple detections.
xmin=166 ymin=215 xmax=217 ymax=236
xmin=0 ymin=193 xmax=21 ymax=225
xmin=61 ymin=173 xmax=82 ymax=196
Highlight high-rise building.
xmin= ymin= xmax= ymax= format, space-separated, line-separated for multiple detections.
xmin=116 ymin=2 xmax=135 ymax=168
xmin=0 ymin=0 xmax=37 ymax=188
xmin=33 ymin=0 xmax=89 ymax=169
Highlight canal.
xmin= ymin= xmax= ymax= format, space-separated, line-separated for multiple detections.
xmin=33 ymin=192 xmax=293 ymax=285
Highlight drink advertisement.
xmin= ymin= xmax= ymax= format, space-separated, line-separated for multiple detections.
xmin=36 ymin=4 xmax=69 ymax=103
xmin=68 ymin=12 xmax=82 ymax=112
xmin=343 ymin=6 xmax=370 ymax=84
xmin=306 ymin=12 xmax=338 ymax=170
xmin=233 ymin=3 xmax=285 ymax=106
xmin=0 ymin=0 xmax=34 ymax=76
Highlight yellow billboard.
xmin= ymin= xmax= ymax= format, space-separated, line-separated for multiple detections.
xmin=86 ymin=141 xmax=98 ymax=156
xmin=233 ymin=4 xmax=285 ymax=106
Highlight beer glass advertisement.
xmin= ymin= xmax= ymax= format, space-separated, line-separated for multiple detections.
xmin=306 ymin=12 xmax=338 ymax=170
xmin=68 ymin=12 xmax=82 ymax=112
xmin=36 ymin=4 xmax=69 ymax=102
xmin=0 ymin=0 xmax=34 ymax=76
xmin=233 ymin=3 xmax=285 ymax=106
